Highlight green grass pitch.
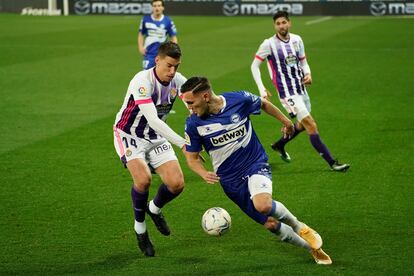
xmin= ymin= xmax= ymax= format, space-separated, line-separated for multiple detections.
xmin=0 ymin=14 xmax=413 ymax=275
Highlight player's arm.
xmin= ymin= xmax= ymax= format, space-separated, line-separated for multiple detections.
xmin=251 ymin=40 xmax=272 ymax=99
xmin=139 ymin=101 xmax=186 ymax=148
xmin=261 ymin=97 xmax=294 ymax=137
xmin=182 ymin=148 xmax=219 ymax=184
xmin=298 ymin=38 xmax=312 ymax=85
xmin=138 ymin=33 xmax=146 ymax=56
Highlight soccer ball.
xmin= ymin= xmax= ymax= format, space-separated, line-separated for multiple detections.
xmin=201 ymin=207 xmax=231 ymax=236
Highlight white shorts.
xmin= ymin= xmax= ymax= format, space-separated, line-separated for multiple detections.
xmin=248 ymin=174 xmax=273 ymax=198
xmin=280 ymin=94 xmax=311 ymax=122
xmin=113 ymin=128 xmax=177 ymax=169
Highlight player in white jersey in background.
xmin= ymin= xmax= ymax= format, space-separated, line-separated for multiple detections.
xmin=138 ymin=0 xmax=178 ymax=70
xmin=113 ymin=42 xmax=186 ymax=257
xmin=181 ymin=76 xmax=332 ymax=265
xmin=251 ymin=11 xmax=350 ymax=172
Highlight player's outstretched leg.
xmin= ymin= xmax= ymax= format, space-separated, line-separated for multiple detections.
xmin=269 ymin=200 xmax=323 ymax=250
xmin=308 ymin=133 xmax=350 ymax=172
xmin=147 ymin=183 xmax=182 ymax=236
xmin=131 ymin=186 xmax=155 ymax=256
xmin=271 ymin=124 xmax=303 ymax=162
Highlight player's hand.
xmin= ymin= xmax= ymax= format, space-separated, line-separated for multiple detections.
xmin=202 ymin=171 xmax=220 ymax=185
xmin=302 ymin=74 xmax=312 ymax=85
xmin=281 ymin=122 xmax=295 ymax=139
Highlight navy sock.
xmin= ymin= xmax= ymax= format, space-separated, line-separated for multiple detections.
xmin=275 ymin=124 xmax=302 ymax=148
xmin=309 ymin=133 xmax=335 ymax=165
xmin=131 ymin=186 xmax=148 ymax=222
xmin=153 ymin=184 xmax=180 ymax=209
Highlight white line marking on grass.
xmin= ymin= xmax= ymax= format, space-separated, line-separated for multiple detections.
xmin=306 ymin=16 xmax=333 ymax=25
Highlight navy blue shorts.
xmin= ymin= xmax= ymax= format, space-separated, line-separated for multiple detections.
xmin=220 ymin=163 xmax=272 ymax=225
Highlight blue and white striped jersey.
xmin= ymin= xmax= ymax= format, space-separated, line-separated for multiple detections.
xmin=255 ymin=33 xmax=307 ymax=99
xmin=185 ymin=91 xmax=269 ymax=183
xmin=139 ymin=14 xmax=177 ymax=58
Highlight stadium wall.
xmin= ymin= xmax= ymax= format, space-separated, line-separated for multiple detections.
xmin=2 ymin=0 xmax=414 ymax=16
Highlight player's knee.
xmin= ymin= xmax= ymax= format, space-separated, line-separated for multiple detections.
xmin=166 ymin=177 xmax=184 ymax=194
xmin=133 ymin=179 xmax=151 ymax=193
xmin=254 ymin=201 xmax=272 ymax=215
xmin=303 ymin=118 xmax=318 ymax=134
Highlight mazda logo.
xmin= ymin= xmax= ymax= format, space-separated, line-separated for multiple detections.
xmin=74 ymin=0 xmax=90 ymax=15
xmin=223 ymin=2 xmax=239 ymax=16
xmin=370 ymin=2 xmax=387 ymax=16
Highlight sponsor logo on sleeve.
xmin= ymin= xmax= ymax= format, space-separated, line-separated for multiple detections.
xmin=138 ymin=87 xmax=147 ymax=96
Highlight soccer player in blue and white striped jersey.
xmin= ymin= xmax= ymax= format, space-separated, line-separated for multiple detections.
xmin=251 ymin=11 xmax=349 ymax=172
xmin=138 ymin=0 xmax=177 ymax=69
xmin=181 ymin=76 xmax=332 ymax=264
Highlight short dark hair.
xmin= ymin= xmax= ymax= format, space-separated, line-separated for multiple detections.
xmin=181 ymin=77 xmax=211 ymax=94
xmin=152 ymin=0 xmax=164 ymax=6
xmin=273 ymin=11 xmax=289 ymax=22
xmin=157 ymin=41 xmax=181 ymax=59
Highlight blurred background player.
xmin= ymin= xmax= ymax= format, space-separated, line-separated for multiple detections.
xmin=181 ymin=76 xmax=332 ymax=265
xmin=251 ymin=11 xmax=350 ymax=172
xmin=113 ymin=42 xmax=187 ymax=257
xmin=138 ymin=0 xmax=178 ymax=70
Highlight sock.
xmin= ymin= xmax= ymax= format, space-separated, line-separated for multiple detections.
xmin=269 ymin=201 xmax=302 ymax=233
xmin=275 ymin=124 xmax=303 ymax=148
xmin=134 ymin=220 xmax=146 ymax=234
xmin=272 ymin=222 xmax=310 ymax=250
xmin=152 ymin=184 xmax=181 ymax=210
xmin=131 ymin=186 xmax=148 ymax=233
xmin=309 ymin=133 xmax=335 ymax=165
xmin=149 ymin=200 xmax=160 ymax=214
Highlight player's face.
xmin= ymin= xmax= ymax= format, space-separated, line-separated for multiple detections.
xmin=155 ymin=56 xmax=180 ymax=82
xmin=152 ymin=1 xmax=164 ymax=17
xmin=274 ymin=17 xmax=290 ymax=37
xmin=182 ymin=92 xmax=210 ymax=117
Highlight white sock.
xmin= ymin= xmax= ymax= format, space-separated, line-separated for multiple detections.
xmin=277 ymin=223 xmax=310 ymax=250
xmin=134 ymin=220 xmax=146 ymax=234
xmin=273 ymin=201 xmax=302 ymax=233
xmin=149 ymin=200 xmax=161 ymax=214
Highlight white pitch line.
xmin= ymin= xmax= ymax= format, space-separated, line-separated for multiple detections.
xmin=306 ymin=16 xmax=333 ymax=25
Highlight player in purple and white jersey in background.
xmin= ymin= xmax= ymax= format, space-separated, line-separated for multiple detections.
xmin=113 ymin=42 xmax=187 ymax=257
xmin=251 ymin=11 xmax=349 ymax=172
xmin=138 ymin=0 xmax=177 ymax=70
xmin=181 ymin=76 xmax=332 ymax=265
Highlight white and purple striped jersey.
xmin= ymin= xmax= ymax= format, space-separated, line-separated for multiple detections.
xmin=185 ymin=91 xmax=268 ymax=185
xmin=255 ymin=33 xmax=307 ymax=99
xmin=114 ymin=68 xmax=186 ymax=141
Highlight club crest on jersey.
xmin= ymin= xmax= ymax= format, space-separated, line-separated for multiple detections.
xmin=138 ymin=87 xmax=147 ymax=96
xmin=230 ymin=113 xmax=240 ymax=123
xmin=170 ymin=88 xmax=177 ymax=98
xmin=285 ymin=54 xmax=298 ymax=67
xmin=210 ymin=125 xmax=246 ymax=147
xmin=125 ymin=149 xmax=132 ymax=157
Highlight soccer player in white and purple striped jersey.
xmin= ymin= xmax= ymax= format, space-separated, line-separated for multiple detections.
xmin=113 ymin=42 xmax=187 ymax=257
xmin=251 ymin=11 xmax=349 ymax=172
